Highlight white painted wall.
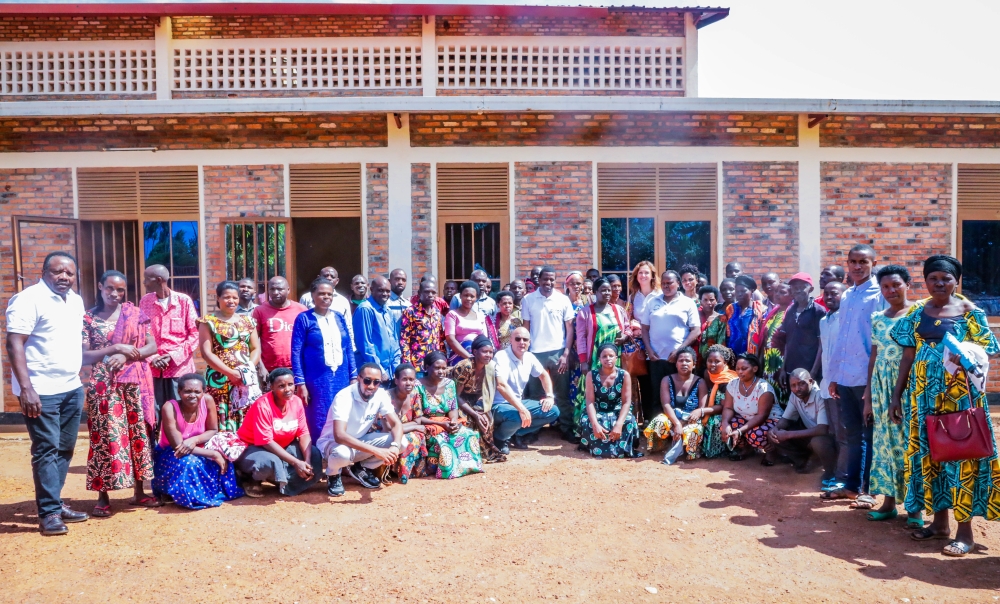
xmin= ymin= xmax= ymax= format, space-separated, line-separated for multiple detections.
xmin=386 ymin=113 xmax=414 ymax=294
xmin=797 ymin=113 xmax=822 ymax=283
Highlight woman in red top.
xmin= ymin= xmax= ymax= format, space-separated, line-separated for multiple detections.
xmin=235 ymin=368 xmax=324 ymax=497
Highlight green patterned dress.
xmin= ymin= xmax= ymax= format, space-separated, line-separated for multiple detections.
xmin=414 ymin=380 xmax=484 ymax=479
xmin=573 ymin=306 xmax=622 ymax=433
xmin=761 ymin=306 xmax=789 ymax=409
xmin=200 ymin=314 xmax=255 ymax=432
xmin=868 ymin=311 xmax=908 ymax=499
xmin=890 ymin=300 xmax=1000 ymax=522
xmin=578 ymin=368 xmax=639 ymax=458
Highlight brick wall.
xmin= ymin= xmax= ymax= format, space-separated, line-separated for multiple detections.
xmin=514 ymin=162 xmax=593 ymax=278
xmin=0 ymin=169 xmax=75 ymax=412
xmin=409 ymin=113 xmax=798 ymax=147
xmin=411 ymin=164 xmax=433 ymax=281
xmin=366 ymin=164 xmax=389 ymax=279
xmin=820 ymin=163 xmax=951 ymax=290
xmin=171 ymin=15 xmax=421 ymax=38
xmin=436 ymin=10 xmax=685 ymax=37
xmin=203 ymin=165 xmax=286 ymax=303
xmin=0 ymin=114 xmax=388 ymax=153
xmin=821 ymin=115 xmax=1000 ymax=148
xmin=0 ymin=16 xmax=156 ymax=41
xmin=722 ymin=162 xmax=800 ymax=278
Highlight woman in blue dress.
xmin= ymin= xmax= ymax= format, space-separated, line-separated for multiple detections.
xmin=291 ymin=278 xmax=358 ymax=440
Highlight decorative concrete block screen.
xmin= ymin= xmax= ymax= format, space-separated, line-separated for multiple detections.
xmin=437 ymin=37 xmax=684 ymax=91
xmin=0 ymin=41 xmax=156 ymax=95
xmin=171 ymin=38 xmax=422 ymax=91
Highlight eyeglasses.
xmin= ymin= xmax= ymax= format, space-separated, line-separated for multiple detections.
xmin=362 ymin=377 xmax=382 ymax=386
xmin=513 ymin=336 xmax=530 ymax=342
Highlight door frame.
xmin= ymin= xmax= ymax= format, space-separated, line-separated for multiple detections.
xmin=598 ymin=210 xmax=717 ymax=280
xmin=11 ymin=215 xmax=80 ymax=293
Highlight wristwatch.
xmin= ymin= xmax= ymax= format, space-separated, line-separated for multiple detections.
xmin=543 ymin=392 xmax=555 ymax=399
xmin=390 ymin=441 xmax=400 ymax=448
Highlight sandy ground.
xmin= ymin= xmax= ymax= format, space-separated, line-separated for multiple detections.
xmin=1 ymin=431 xmax=999 ymax=604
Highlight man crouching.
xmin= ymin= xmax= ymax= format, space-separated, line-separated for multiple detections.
xmin=317 ymin=363 xmax=404 ymax=497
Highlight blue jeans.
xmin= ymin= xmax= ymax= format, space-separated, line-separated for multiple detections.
xmin=492 ymin=399 xmax=560 ymax=443
xmin=526 ymin=349 xmax=572 ymax=434
xmin=23 ymin=387 xmax=84 ymax=518
xmin=838 ymin=385 xmax=873 ymax=494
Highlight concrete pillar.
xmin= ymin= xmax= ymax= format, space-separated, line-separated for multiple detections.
xmin=386 ymin=112 xmax=413 ymax=295
xmin=684 ymin=13 xmax=698 ymax=98
xmin=155 ymin=17 xmax=172 ymax=101
xmin=422 ymin=16 xmax=436 ymax=98
xmin=798 ymin=113 xmax=822 ymax=282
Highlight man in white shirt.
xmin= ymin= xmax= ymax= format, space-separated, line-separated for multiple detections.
xmin=816 ymin=280 xmax=847 ymax=491
xmin=767 ymin=369 xmax=836 ymax=485
xmin=5 ymin=252 xmax=89 ymax=535
xmin=449 ymin=269 xmax=498 ymax=316
xmin=318 ymin=363 xmax=403 ymax=496
xmin=299 ymin=266 xmax=355 ymax=350
xmin=491 ymin=327 xmax=560 ymax=453
xmin=520 ymin=267 xmax=576 ymax=441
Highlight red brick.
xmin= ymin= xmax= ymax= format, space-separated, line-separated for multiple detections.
xmin=367 ymin=164 xmax=389 ymax=278
xmin=723 ymin=162 xmax=800 ymax=277
xmin=515 ymin=162 xmax=593 ymax=278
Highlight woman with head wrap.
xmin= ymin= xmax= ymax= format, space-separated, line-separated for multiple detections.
xmin=889 ymin=255 xmax=999 ymax=557
xmin=449 ymin=335 xmax=507 ymax=463
xmin=727 ymin=275 xmax=768 ymax=356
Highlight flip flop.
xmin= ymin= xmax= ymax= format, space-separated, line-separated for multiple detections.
xmin=942 ymin=540 xmax=973 ymax=557
xmin=910 ymin=527 xmax=950 ymax=541
xmin=91 ymin=504 xmax=112 ymax=518
xmin=819 ymin=489 xmax=857 ymax=501
xmin=850 ymin=494 xmax=877 ymax=510
xmin=129 ymin=496 xmax=162 ymax=508
xmin=866 ymin=509 xmax=898 ymax=521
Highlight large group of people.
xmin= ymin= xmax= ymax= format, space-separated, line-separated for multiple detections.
xmin=5 ymin=246 xmax=997 ymax=559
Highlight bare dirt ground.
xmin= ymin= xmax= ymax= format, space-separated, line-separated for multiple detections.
xmin=1 ymin=430 xmax=999 ymax=604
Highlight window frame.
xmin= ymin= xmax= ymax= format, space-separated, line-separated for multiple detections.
xmin=436 ymin=212 xmax=510 ymax=292
xmin=599 ymin=209 xmax=717 ymax=282
xmin=219 ymin=218 xmax=295 ymax=296
xmin=956 ymin=207 xmax=1000 ymax=321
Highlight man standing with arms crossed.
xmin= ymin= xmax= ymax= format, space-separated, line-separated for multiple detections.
xmin=6 ymin=252 xmax=89 ymax=535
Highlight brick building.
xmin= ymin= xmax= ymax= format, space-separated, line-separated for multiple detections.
xmin=2 ymin=2 xmax=1000 ymax=415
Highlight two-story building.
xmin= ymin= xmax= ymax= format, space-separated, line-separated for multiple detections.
xmin=2 ymin=1 xmax=1000 ymax=413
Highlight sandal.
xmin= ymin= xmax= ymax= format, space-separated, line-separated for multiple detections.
xmin=728 ymin=452 xmax=747 ymax=461
xmin=819 ymin=488 xmax=857 ymax=501
xmin=906 ymin=516 xmax=926 ymax=529
xmin=242 ymin=481 xmax=264 ymax=498
xmin=91 ymin=504 xmax=112 ymax=518
xmin=910 ymin=527 xmax=950 ymax=541
xmin=866 ymin=509 xmax=898 ymax=521
xmin=850 ymin=494 xmax=877 ymax=510
xmin=942 ymin=540 xmax=973 ymax=557
xmin=129 ymin=495 xmax=162 ymax=508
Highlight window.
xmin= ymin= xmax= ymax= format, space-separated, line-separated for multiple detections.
xmin=598 ymin=163 xmax=718 ymax=286
xmin=145 ymin=221 xmax=201 ymax=312
xmin=436 ymin=164 xmax=510 ymax=290
xmin=443 ymin=222 xmax=502 ymax=293
xmin=223 ymin=219 xmax=292 ymax=297
xmin=957 ymin=164 xmax=1000 ymax=317
xmin=600 ymin=217 xmax=654 ymax=292
xmin=664 ymin=221 xmax=712 ymax=277
xmin=80 ymin=221 xmax=141 ymax=307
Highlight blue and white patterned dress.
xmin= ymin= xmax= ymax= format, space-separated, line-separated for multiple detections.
xmin=578 ymin=368 xmax=639 ymax=458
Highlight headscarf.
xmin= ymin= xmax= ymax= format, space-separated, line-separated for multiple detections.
xmin=923 ymin=254 xmax=962 ymax=280
xmin=734 ymin=275 xmax=758 ymax=292
xmin=704 ymin=344 xmax=739 ymax=408
xmin=471 ymin=334 xmax=494 ymax=352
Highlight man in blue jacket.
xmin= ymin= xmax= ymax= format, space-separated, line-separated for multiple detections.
xmin=352 ymin=276 xmax=401 ymax=380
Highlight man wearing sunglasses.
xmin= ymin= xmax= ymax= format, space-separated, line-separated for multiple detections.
xmin=491 ymin=327 xmax=560 ymax=454
xmin=317 ymin=363 xmax=404 ymax=496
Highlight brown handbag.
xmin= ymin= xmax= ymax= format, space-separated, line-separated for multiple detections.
xmin=925 ymin=376 xmax=995 ymax=463
xmin=622 ymin=336 xmax=648 ymax=377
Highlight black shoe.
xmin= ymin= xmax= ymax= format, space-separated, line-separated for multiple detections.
xmin=60 ymin=504 xmax=89 ymax=523
xmin=523 ymin=431 xmax=540 ymax=445
xmin=510 ymin=435 xmax=530 ymax=450
xmin=346 ymin=463 xmax=382 ymax=489
xmin=39 ymin=514 xmax=68 ymax=536
xmin=327 ymin=473 xmax=345 ymax=497
xmin=498 ymin=440 xmax=511 ymax=456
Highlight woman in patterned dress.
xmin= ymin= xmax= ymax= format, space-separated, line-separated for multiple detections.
xmin=563 ymin=272 xmax=587 ymax=440
xmin=761 ymin=282 xmax=793 ymax=410
xmin=579 ymin=344 xmax=640 ymax=458
xmin=862 ymin=265 xmax=921 ymax=526
xmin=697 ymin=285 xmax=727 ymax=372
xmin=693 ymin=344 xmax=739 ymax=459
xmin=573 ymin=278 xmax=627 ymax=435
xmin=890 ymin=255 xmax=1000 ymax=557
xmin=643 ymin=347 xmax=707 ymax=461
xmin=485 ymin=290 xmax=522 ymax=350
xmin=450 ymin=336 xmax=507 ymax=463
xmin=414 ymin=352 xmax=484 ymax=479
xmin=373 ymin=364 xmax=428 ymax=484
xmin=199 ymin=281 xmax=261 ymax=432
xmin=82 ymin=270 xmax=159 ymax=517
xmin=719 ymin=353 xmax=780 ymax=460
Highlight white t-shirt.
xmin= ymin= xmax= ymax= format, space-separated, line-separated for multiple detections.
xmin=492 ymin=347 xmax=545 ymax=405
xmin=729 ymin=378 xmax=780 ymax=419
xmin=641 ymin=294 xmax=700 ymax=359
xmin=782 ymin=384 xmax=828 ymax=429
xmin=818 ymin=311 xmax=841 ymax=395
xmin=631 ymin=289 xmax=661 ymax=324
xmin=317 ymin=384 xmax=395 ymax=453
xmin=5 ymin=280 xmax=85 ymax=396
xmin=521 ymin=289 xmax=575 ymax=353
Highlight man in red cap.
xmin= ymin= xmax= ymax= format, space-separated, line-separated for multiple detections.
xmin=776 ymin=272 xmax=827 ymax=389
